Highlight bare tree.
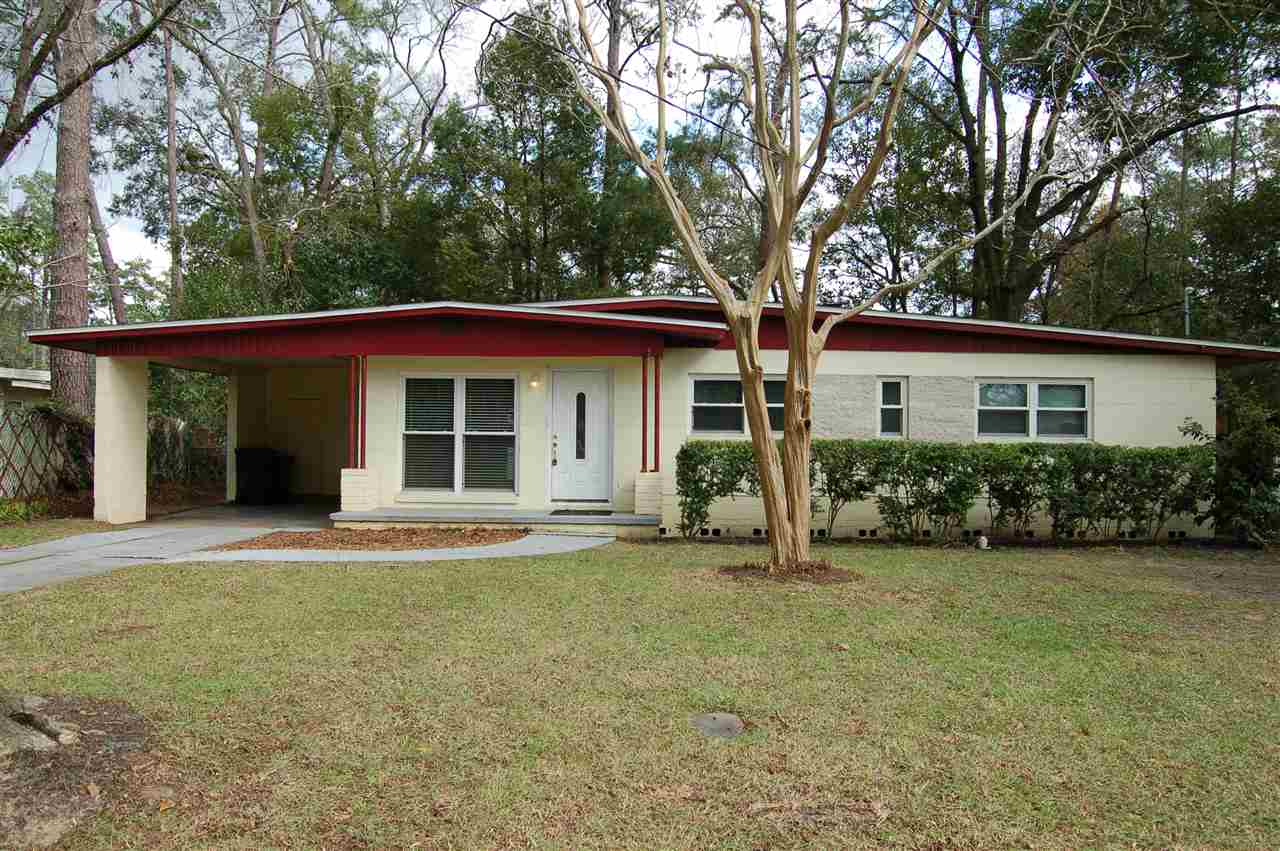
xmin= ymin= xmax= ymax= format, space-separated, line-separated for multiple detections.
xmin=0 ymin=0 xmax=184 ymax=168
xmin=163 ymin=26 xmax=182 ymax=312
xmin=86 ymin=179 xmax=127 ymax=323
xmin=560 ymin=0 xmax=1071 ymax=570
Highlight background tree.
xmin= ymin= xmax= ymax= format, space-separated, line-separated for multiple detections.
xmin=49 ymin=0 xmax=96 ymax=416
xmin=0 ymin=0 xmax=182 ymax=167
xmin=925 ymin=0 xmax=1280 ymax=321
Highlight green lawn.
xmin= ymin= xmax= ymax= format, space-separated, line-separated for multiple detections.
xmin=1 ymin=543 xmax=1277 ymax=849
xmin=0 ymin=518 xmax=111 ymax=550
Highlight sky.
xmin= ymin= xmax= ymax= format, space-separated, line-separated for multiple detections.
xmin=0 ymin=0 xmax=1011 ymax=284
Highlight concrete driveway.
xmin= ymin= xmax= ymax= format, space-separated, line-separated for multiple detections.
xmin=0 ymin=503 xmax=332 ymax=594
xmin=0 ymin=502 xmax=615 ymax=593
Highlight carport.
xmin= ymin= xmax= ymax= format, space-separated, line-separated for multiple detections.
xmin=27 ymin=301 xmax=717 ymax=526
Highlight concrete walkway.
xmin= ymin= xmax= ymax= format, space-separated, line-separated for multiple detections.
xmin=0 ymin=525 xmax=287 ymax=593
xmin=167 ymin=533 xmax=614 ymax=564
xmin=1 ymin=510 xmax=614 ymax=593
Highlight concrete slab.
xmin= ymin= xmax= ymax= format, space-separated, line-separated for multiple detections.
xmin=154 ymin=501 xmax=337 ymax=529
xmin=330 ymin=507 xmax=658 ymax=526
xmin=0 ymin=525 xmax=282 ymax=593
xmin=0 ymin=498 xmax=614 ymax=592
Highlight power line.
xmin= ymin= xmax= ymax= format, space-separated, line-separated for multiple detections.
xmin=451 ymin=0 xmax=770 ymax=152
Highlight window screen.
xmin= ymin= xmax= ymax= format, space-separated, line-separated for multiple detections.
xmin=692 ymin=378 xmax=785 ymax=433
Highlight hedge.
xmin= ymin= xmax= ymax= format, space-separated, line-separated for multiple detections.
xmin=675 ymin=439 xmax=1216 ymax=541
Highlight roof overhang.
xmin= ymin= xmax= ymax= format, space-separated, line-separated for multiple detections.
xmin=27 ymin=301 xmax=729 ymax=360
xmin=531 ymin=295 xmax=1280 ymax=362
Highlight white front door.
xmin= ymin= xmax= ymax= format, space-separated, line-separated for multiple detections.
xmin=551 ymin=370 xmax=611 ymax=501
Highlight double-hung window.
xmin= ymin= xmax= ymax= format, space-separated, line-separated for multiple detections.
xmin=404 ymin=376 xmax=517 ymax=491
xmin=691 ymin=377 xmax=785 ymax=433
xmin=976 ymin=380 xmax=1089 ymax=439
xmin=878 ymin=378 xmax=906 ymax=437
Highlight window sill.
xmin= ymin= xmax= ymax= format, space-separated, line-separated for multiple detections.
xmin=975 ymin=435 xmax=1090 ymax=443
xmin=396 ymin=490 xmax=520 ymax=505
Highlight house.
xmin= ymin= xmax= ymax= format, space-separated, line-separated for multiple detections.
xmin=0 ymin=367 xmax=51 ymax=408
xmin=28 ymin=296 xmax=1280 ymax=535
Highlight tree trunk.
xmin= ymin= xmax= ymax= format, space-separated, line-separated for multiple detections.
xmin=86 ymin=179 xmax=126 ymax=323
xmin=50 ymin=0 xmax=96 ymax=417
xmin=729 ymin=313 xmax=811 ymax=569
xmin=597 ymin=0 xmax=624 ymax=293
xmin=164 ymin=28 xmax=183 ymax=314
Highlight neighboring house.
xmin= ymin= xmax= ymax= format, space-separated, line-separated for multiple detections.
xmin=0 ymin=367 xmax=51 ymax=409
xmin=28 ymin=296 xmax=1280 ymax=534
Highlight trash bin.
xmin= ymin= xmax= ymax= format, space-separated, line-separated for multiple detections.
xmin=235 ymin=448 xmax=292 ymax=505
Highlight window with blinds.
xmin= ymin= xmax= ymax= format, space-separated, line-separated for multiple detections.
xmin=404 ymin=376 xmax=517 ymax=492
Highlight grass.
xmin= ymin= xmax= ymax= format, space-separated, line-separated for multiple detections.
xmin=0 ymin=518 xmax=112 ymax=550
xmin=1 ymin=542 xmax=1277 ymax=849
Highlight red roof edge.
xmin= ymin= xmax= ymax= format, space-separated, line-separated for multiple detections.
xmin=537 ymin=296 xmax=1280 ymax=361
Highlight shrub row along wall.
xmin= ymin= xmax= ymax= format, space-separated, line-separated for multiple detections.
xmin=675 ymin=440 xmax=1215 ymax=542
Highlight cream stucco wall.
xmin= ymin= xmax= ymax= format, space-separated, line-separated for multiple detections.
xmin=234 ymin=365 xmax=347 ymax=497
xmin=0 ymin=382 xmax=51 ymax=407
xmin=363 ymin=357 xmax=646 ymax=511
xmin=302 ymin=347 xmax=1215 ymax=533
xmin=653 ymin=348 xmax=1218 ymax=536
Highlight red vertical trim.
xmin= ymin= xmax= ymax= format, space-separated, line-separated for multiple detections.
xmin=360 ymin=355 xmax=368 ymax=469
xmin=640 ymin=353 xmax=649 ymax=472
xmin=346 ymin=356 xmax=356 ymax=468
xmin=653 ymin=351 xmax=662 ymax=472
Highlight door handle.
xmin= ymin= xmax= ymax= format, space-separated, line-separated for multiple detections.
xmin=552 ymin=434 xmax=558 ymax=466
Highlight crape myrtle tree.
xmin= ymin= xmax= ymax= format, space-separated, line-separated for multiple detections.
xmin=557 ymin=0 xmax=1112 ymax=571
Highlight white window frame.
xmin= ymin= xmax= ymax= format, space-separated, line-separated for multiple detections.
xmin=974 ymin=379 xmax=1091 ymax=442
xmin=877 ymin=377 xmax=907 ymax=438
xmin=688 ymin=374 xmax=785 ymax=436
xmin=400 ymin=373 xmax=520 ymax=494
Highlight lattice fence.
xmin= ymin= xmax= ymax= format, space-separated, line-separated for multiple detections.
xmin=0 ymin=408 xmax=91 ymax=500
xmin=149 ymin=416 xmax=226 ymax=485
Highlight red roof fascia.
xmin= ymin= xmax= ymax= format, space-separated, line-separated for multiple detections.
xmin=560 ymin=298 xmax=1280 ymax=360
xmin=31 ymin=304 xmax=727 ymax=356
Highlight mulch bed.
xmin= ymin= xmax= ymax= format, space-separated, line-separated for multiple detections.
xmin=212 ymin=526 xmax=527 ymax=552
xmin=1 ymin=695 xmax=151 ymax=848
xmin=718 ymin=560 xmax=861 ymax=585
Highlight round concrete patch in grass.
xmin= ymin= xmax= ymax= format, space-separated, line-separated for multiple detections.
xmin=691 ymin=712 xmax=746 ymax=738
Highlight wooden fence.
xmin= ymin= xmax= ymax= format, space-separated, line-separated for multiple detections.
xmin=0 ymin=408 xmax=224 ymax=501
xmin=0 ymin=407 xmax=90 ymax=500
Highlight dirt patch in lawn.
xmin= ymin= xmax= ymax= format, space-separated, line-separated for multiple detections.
xmin=718 ymin=560 xmax=861 ymax=585
xmin=1 ymin=695 xmax=150 ymax=848
xmin=212 ymin=526 xmax=527 ymax=552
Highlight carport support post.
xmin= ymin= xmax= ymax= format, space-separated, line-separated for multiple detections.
xmin=94 ymin=357 xmax=149 ymax=524
xmin=225 ymin=374 xmax=238 ymax=502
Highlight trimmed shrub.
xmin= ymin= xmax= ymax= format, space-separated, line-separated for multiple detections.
xmin=974 ymin=443 xmax=1051 ymax=536
xmin=863 ymin=441 xmax=981 ymax=540
xmin=812 ymin=440 xmax=876 ymax=536
xmin=673 ymin=440 xmax=757 ymax=537
xmin=675 ymin=438 xmax=1217 ymax=543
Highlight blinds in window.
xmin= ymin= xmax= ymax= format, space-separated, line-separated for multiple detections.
xmin=404 ymin=378 xmax=455 ymax=489
xmin=465 ymin=379 xmax=516 ymax=432
xmin=405 ymin=378 xmax=454 ymax=431
xmin=404 ymin=434 xmax=454 ymax=489
xmin=404 ymin=376 xmax=517 ymax=492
